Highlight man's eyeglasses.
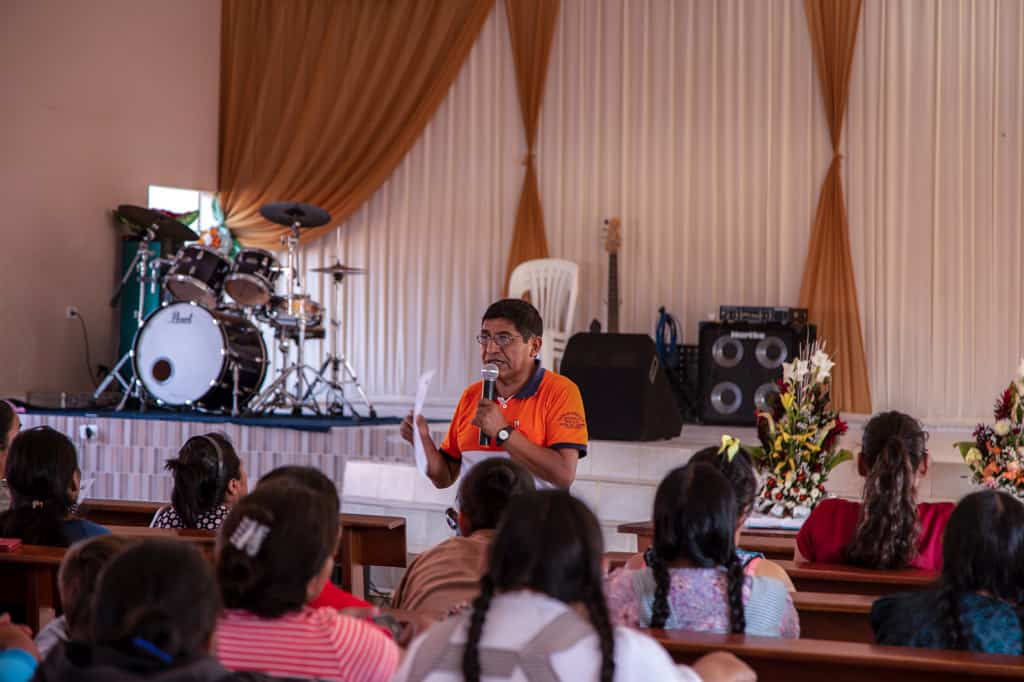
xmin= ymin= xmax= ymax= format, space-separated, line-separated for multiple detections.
xmin=475 ymin=333 xmax=524 ymax=348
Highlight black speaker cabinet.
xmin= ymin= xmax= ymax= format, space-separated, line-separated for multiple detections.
xmin=698 ymin=322 xmax=817 ymax=426
xmin=560 ymin=333 xmax=683 ymax=441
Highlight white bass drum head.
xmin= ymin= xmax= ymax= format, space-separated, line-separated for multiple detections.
xmin=134 ymin=303 xmax=226 ymax=406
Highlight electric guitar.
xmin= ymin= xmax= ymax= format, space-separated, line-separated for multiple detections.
xmin=604 ymin=218 xmax=621 ymax=333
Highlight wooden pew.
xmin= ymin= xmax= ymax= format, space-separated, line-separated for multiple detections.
xmin=617 ymin=520 xmax=796 ymax=560
xmin=0 ymin=545 xmax=63 ymax=633
xmin=793 ymin=591 xmax=875 ymax=643
xmin=79 ymin=499 xmax=407 ymax=599
xmin=778 ymin=559 xmax=937 ymax=596
xmin=646 ymin=629 xmax=1024 ymax=681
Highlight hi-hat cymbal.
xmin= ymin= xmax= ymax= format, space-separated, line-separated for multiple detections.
xmin=116 ymin=205 xmax=199 ymax=242
xmin=259 ymin=201 xmax=331 ymax=228
xmin=310 ymin=262 xmax=366 ymax=275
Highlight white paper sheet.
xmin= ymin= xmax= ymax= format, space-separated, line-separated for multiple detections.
xmin=77 ymin=476 xmax=96 ymax=505
xmin=744 ymin=513 xmax=806 ymax=530
xmin=412 ymin=370 xmax=436 ymax=475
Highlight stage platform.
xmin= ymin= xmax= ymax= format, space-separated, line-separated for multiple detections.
xmin=22 ymin=411 xmax=979 ymax=555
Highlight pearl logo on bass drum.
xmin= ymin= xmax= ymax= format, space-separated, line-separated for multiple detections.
xmin=170 ymin=311 xmax=194 ymax=324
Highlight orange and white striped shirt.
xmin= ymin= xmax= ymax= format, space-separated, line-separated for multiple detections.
xmin=216 ymin=606 xmax=399 ymax=682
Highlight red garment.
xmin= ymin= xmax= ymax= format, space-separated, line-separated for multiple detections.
xmin=796 ymin=497 xmax=954 ymax=570
xmin=310 ymin=581 xmax=372 ymax=610
xmin=216 ymin=606 xmax=399 ymax=682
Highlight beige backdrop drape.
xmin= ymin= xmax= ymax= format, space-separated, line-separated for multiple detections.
xmin=503 ymin=0 xmax=560 ymax=290
xmin=217 ymin=0 xmax=495 ymax=249
xmin=800 ymin=0 xmax=871 ymax=413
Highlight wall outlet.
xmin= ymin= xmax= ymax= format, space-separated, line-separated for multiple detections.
xmin=79 ymin=424 xmax=98 ymax=441
xmin=65 ymin=306 xmax=79 ymax=319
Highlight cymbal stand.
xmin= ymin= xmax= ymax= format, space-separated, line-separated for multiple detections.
xmin=302 ymin=269 xmax=377 ymax=419
xmin=248 ymin=222 xmax=322 ymax=415
xmin=93 ymin=226 xmax=157 ymax=410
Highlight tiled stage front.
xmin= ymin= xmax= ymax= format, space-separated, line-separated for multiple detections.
xmin=23 ymin=412 xmax=979 ymax=554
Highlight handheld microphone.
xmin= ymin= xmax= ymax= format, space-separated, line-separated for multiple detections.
xmin=479 ymin=363 xmax=499 ymax=446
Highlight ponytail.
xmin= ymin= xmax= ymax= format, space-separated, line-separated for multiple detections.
xmin=935 ymin=581 xmax=966 ymax=650
xmin=846 ymin=434 xmax=921 ymax=568
xmin=724 ymin=553 xmax=746 ymax=634
xmin=584 ymin=581 xmax=616 ymax=682
xmin=462 ymin=575 xmax=495 ymax=682
xmin=0 ymin=501 xmax=69 ymax=546
xmin=0 ymin=427 xmax=79 ymax=547
xmin=649 ymin=552 xmax=672 ymax=628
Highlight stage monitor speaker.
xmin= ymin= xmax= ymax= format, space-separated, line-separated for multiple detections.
xmin=560 ymin=333 xmax=683 ymax=441
xmin=698 ymin=322 xmax=816 ymax=426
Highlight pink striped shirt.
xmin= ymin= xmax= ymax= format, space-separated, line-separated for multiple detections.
xmin=216 ymin=606 xmax=399 ymax=682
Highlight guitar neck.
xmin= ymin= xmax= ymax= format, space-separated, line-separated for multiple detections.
xmin=608 ymin=252 xmax=619 ymax=333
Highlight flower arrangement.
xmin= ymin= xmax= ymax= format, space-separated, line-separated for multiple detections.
xmin=745 ymin=340 xmax=852 ymax=518
xmin=955 ymin=360 xmax=1024 ymax=498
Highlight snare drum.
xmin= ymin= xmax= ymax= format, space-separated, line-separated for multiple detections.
xmin=133 ymin=302 xmax=267 ymax=411
xmin=164 ymin=245 xmax=231 ymax=308
xmin=224 ymin=248 xmax=280 ymax=306
xmin=264 ymin=294 xmax=323 ymax=328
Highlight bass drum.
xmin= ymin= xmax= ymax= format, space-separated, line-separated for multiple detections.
xmin=133 ymin=302 xmax=267 ymax=411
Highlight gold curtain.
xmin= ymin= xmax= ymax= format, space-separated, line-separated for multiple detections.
xmin=800 ymin=0 xmax=871 ymax=413
xmin=218 ymin=0 xmax=495 ymax=249
xmin=503 ymin=0 xmax=560 ymax=291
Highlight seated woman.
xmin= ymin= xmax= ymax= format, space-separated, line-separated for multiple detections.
xmin=872 ymin=489 xmax=1024 ymax=653
xmin=35 ymin=535 xmax=135 ymax=658
xmin=32 ymin=539 xmax=276 ymax=681
xmin=0 ymin=427 xmax=107 ymax=546
xmin=215 ymin=481 xmax=399 ymax=682
xmin=627 ymin=444 xmax=794 ymax=590
xmin=0 ymin=400 xmax=21 ymax=513
xmin=392 ymin=458 xmax=536 ymax=619
xmin=393 ymin=489 xmax=753 ymax=682
xmin=606 ymin=463 xmax=798 ymax=637
xmin=256 ymin=465 xmax=371 ymax=612
xmin=151 ymin=433 xmax=247 ymax=530
xmin=796 ymin=411 xmax=954 ymax=570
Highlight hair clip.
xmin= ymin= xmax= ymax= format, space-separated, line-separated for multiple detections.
xmin=229 ymin=516 xmax=270 ymax=557
xmin=719 ymin=435 xmax=741 ymax=463
xmin=31 ymin=500 xmax=44 ymax=509
xmin=132 ymin=636 xmax=173 ymax=664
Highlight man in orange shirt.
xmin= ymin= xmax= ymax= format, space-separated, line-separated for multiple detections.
xmin=400 ymin=299 xmax=588 ymax=490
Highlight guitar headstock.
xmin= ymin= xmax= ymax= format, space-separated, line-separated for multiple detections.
xmin=603 ymin=218 xmax=622 ymax=254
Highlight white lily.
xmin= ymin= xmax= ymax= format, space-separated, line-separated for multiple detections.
xmin=783 ymin=361 xmax=795 ymax=384
xmin=792 ymin=359 xmax=811 ymax=382
xmin=811 ymin=350 xmax=835 ymax=378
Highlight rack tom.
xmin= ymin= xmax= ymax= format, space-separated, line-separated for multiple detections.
xmin=225 ymin=248 xmax=280 ymax=306
xmin=164 ymin=245 xmax=231 ymax=308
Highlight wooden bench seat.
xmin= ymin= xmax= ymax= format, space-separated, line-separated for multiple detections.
xmin=793 ymin=591 xmax=875 ymax=643
xmin=0 ymin=545 xmax=64 ymax=632
xmin=617 ymin=520 xmax=796 ymax=560
xmin=645 ymin=629 xmax=1024 ymax=681
xmin=778 ymin=559 xmax=937 ymax=596
xmin=78 ymin=499 xmax=407 ymax=599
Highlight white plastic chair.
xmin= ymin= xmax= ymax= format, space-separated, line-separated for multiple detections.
xmin=508 ymin=258 xmax=579 ymax=373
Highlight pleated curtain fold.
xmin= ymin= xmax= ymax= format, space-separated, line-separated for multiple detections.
xmin=800 ymin=0 xmax=872 ymax=413
xmin=503 ymin=0 xmax=560 ymax=291
xmin=217 ymin=0 xmax=495 ymax=249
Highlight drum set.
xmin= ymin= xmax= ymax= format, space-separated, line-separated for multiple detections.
xmin=94 ymin=202 xmax=376 ymax=419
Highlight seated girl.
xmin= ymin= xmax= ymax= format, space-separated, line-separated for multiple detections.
xmin=33 ymin=538 xmax=276 ymax=681
xmin=796 ymin=411 xmax=953 ymax=570
xmin=151 ymin=433 xmax=247 ymax=530
xmin=393 ymin=489 xmax=754 ymax=682
xmin=606 ymin=463 xmax=798 ymax=637
xmin=215 ymin=481 xmax=399 ymax=682
xmin=0 ymin=427 xmax=108 ymax=546
xmin=872 ymin=489 xmax=1024 ymax=653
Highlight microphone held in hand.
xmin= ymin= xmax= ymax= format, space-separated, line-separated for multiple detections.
xmin=480 ymin=363 xmax=499 ymax=446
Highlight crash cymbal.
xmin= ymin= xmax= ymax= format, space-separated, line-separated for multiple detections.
xmin=116 ymin=205 xmax=199 ymax=242
xmin=259 ymin=201 xmax=331 ymax=228
xmin=309 ymin=261 xmax=366 ymax=275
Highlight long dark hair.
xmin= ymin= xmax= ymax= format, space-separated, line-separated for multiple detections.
xmin=936 ymin=490 xmax=1024 ymax=650
xmin=217 ymin=481 xmax=338 ymax=618
xmin=845 ymin=411 xmax=927 ymax=568
xmin=165 ymin=433 xmax=240 ymax=527
xmin=0 ymin=426 xmax=80 ymax=546
xmin=457 ymin=458 xmax=536 ymax=534
xmin=649 ymin=463 xmax=746 ymax=633
xmin=690 ymin=445 xmax=758 ymax=522
xmin=462 ymin=491 xmax=614 ymax=682
xmin=0 ymin=401 xmax=17 ymax=453
xmin=92 ymin=539 xmax=221 ymax=663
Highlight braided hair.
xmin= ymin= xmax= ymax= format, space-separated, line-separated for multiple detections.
xmin=935 ymin=489 xmax=1024 ymax=650
xmin=845 ymin=411 xmax=928 ymax=569
xmin=462 ymin=490 xmax=614 ymax=682
xmin=649 ymin=463 xmax=745 ymax=633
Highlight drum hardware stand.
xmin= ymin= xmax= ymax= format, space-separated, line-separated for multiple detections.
xmin=301 ymin=266 xmax=377 ymax=419
xmin=248 ymin=221 xmax=323 ymax=416
xmin=94 ymin=226 xmax=159 ymax=410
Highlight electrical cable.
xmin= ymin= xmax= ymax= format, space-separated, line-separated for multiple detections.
xmin=74 ymin=312 xmax=99 ymax=388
